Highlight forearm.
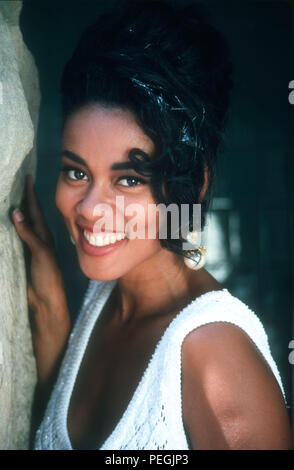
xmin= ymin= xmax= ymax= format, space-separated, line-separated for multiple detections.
xmin=31 ymin=293 xmax=71 ymax=390
xmin=28 ymin=297 xmax=71 ymax=444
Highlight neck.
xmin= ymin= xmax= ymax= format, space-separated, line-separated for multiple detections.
xmin=113 ymin=248 xmax=204 ymax=324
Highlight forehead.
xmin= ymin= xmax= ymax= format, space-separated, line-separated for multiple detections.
xmin=61 ymin=105 xmax=155 ymax=161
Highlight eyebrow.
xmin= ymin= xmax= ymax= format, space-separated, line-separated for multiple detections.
xmin=61 ymin=149 xmax=148 ymax=171
xmin=61 ymin=150 xmax=87 ymax=166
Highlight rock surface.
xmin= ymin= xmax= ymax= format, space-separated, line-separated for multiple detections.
xmin=0 ymin=0 xmax=39 ymax=449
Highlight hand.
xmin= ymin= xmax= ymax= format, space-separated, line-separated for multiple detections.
xmin=12 ymin=174 xmax=66 ymax=314
xmin=12 ymin=174 xmax=71 ymax=385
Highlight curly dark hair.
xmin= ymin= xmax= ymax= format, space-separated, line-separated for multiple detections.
xmin=60 ymin=0 xmax=233 ymax=261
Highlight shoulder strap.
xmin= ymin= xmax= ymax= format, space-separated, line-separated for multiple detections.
xmin=162 ymin=289 xmax=286 ymax=408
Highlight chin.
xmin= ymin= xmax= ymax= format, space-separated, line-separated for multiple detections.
xmin=76 ymin=238 xmax=160 ymax=281
xmin=78 ymin=261 xmax=121 ymax=282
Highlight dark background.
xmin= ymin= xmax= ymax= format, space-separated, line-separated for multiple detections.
xmin=20 ymin=0 xmax=293 ymax=413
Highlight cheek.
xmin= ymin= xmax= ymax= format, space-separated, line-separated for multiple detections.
xmin=123 ymin=196 xmax=160 ymax=239
xmin=143 ymin=202 xmax=161 ymax=236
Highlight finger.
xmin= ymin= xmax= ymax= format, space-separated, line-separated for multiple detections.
xmin=25 ymin=175 xmax=52 ymax=243
xmin=27 ymin=284 xmax=40 ymax=331
xmin=12 ymin=208 xmax=44 ymax=252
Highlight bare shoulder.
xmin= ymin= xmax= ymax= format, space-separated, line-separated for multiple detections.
xmin=181 ymin=322 xmax=292 ymax=450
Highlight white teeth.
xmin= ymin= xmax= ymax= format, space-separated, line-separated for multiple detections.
xmin=110 ymin=234 xmax=116 ymax=244
xmin=96 ymin=235 xmax=104 ymax=247
xmin=83 ymin=230 xmax=126 ymax=247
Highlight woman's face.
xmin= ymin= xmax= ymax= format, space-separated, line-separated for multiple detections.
xmin=55 ymin=105 xmax=164 ymax=281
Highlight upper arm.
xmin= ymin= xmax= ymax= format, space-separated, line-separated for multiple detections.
xmin=181 ymin=322 xmax=292 ymax=450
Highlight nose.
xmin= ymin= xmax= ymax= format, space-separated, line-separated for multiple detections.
xmin=76 ymin=183 xmax=110 ymax=219
xmin=76 ymin=184 xmax=119 ymax=232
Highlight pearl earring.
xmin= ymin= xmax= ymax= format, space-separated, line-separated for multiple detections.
xmin=70 ymin=235 xmax=75 ymax=245
xmin=183 ymin=230 xmax=207 ymax=270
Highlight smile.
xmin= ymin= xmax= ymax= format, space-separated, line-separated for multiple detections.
xmin=83 ymin=229 xmax=126 ymax=247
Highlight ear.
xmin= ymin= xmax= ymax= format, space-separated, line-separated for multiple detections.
xmin=198 ymin=166 xmax=209 ymax=203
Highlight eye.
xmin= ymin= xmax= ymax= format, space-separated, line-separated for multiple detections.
xmin=117 ymin=176 xmax=147 ymax=187
xmin=60 ymin=165 xmax=88 ymax=181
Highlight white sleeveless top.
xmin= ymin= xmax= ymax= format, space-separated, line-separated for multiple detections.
xmin=34 ymin=279 xmax=287 ymax=450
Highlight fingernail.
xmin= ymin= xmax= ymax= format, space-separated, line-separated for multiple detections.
xmin=13 ymin=209 xmax=24 ymax=222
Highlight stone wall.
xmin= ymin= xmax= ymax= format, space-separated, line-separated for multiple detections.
xmin=0 ymin=0 xmax=39 ymax=449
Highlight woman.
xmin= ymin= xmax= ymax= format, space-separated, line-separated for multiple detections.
xmin=12 ymin=0 xmax=291 ymax=450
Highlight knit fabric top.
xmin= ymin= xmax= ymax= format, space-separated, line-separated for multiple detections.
xmin=34 ymin=279 xmax=287 ymax=450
